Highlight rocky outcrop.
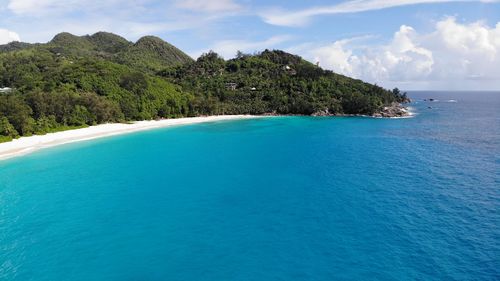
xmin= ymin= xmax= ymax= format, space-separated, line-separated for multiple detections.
xmin=266 ymin=103 xmax=411 ymax=118
xmin=372 ymin=103 xmax=410 ymax=118
xmin=311 ymin=109 xmax=331 ymax=116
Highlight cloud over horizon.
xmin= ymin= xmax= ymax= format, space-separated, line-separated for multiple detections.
xmin=0 ymin=28 xmax=21 ymax=44
xmin=296 ymin=18 xmax=500 ymax=90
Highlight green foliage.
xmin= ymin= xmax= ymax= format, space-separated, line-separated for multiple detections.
xmin=34 ymin=115 xmax=58 ymax=134
xmin=69 ymin=105 xmax=94 ymax=126
xmin=0 ymin=135 xmax=13 ymax=143
xmin=0 ymin=32 xmax=193 ymax=72
xmin=0 ymin=33 xmax=408 ymax=140
xmin=0 ymin=94 xmax=34 ymax=135
xmin=0 ymin=41 xmax=33 ymax=52
xmin=89 ymin=32 xmax=131 ymax=54
xmin=0 ymin=46 xmax=191 ymax=137
xmin=0 ymin=116 xmax=18 ymax=137
xmin=163 ymin=49 xmax=405 ymax=115
xmin=48 ymin=32 xmax=97 ymax=57
xmin=116 ymin=36 xmax=193 ymax=73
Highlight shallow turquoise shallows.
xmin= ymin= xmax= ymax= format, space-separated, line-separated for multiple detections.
xmin=1 ymin=92 xmax=499 ymax=280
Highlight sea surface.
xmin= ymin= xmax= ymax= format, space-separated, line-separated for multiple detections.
xmin=0 ymin=91 xmax=499 ymax=280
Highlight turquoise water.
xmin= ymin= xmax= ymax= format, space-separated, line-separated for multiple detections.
xmin=1 ymin=92 xmax=499 ymax=280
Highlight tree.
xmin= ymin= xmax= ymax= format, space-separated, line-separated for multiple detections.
xmin=35 ymin=115 xmax=58 ymax=134
xmin=69 ymin=105 xmax=94 ymax=126
xmin=0 ymin=117 xmax=19 ymax=137
xmin=0 ymin=36 xmax=409 ymax=139
xmin=0 ymin=95 xmax=34 ymax=135
xmin=235 ymin=50 xmax=249 ymax=59
xmin=120 ymin=72 xmax=148 ymax=96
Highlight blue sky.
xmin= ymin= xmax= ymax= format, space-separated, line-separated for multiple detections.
xmin=0 ymin=0 xmax=499 ymax=90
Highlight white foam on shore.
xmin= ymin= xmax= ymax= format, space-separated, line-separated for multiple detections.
xmin=405 ymin=106 xmax=418 ymax=117
xmin=371 ymin=106 xmax=417 ymax=119
xmin=0 ymin=115 xmax=262 ymax=161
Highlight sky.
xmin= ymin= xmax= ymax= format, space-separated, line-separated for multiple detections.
xmin=0 ymin=0 xmax=499 ymax=90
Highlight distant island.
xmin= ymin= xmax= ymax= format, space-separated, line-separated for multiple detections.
xmin=0 ymin=32 xmax=409 ymax=142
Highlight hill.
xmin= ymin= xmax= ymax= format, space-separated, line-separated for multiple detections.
xmin=88 ymin=32 xmax=131 ymax=54
xmin=0 ymin=41 xmax=34 ymax=52
xmin=48 ymin=32 xmax=98 ymax=56
xmin=0 ymin=32 xmax=407 ymax=141
xmin=116 ymin=36 xmax=193 ymax=72
xmin=0 ymin=32 xmax=193 ymax=71
xmin=161 ymin=50 xmax=407 ymax=116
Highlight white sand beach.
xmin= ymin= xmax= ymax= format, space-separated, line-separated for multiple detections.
xmin=0 ymin=115 xmax=260 ymax=161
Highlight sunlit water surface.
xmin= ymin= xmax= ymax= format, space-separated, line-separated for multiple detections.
xmin=1 ymin=92 xmax=499 ymax=280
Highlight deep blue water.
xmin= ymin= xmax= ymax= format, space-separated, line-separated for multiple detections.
xmin=0 ymin=92 xmax=499 ymax=280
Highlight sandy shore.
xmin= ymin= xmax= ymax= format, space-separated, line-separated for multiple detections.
xmin=0 ymin=115 xmax=260 ymax=161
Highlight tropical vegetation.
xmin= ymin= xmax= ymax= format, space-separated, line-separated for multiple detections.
xmin=0 ymin=32 xmax=407 ymax=141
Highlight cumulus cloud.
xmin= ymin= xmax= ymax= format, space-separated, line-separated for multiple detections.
xmin=0 ymin=28 xmax=21 ymax=44
xmin=261 ymin=0 xmax=500 ymax=27
xmin=299 ymin=18 xmax=500 ymax=89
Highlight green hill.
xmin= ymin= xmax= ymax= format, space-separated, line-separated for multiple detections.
xmin=116 ymin=36 xmax=194 ymax=72
xmin=0 ymin=46 xmax=191 ymax=139
xmin=49 ymin=32 xmax=96 ymax=52
xmin=162 ymin=50 xmax=407 ymax=115
xmin=88 ymin=32 xmax=131 ymax=54
xmin=0 ymin=31 xmax=407 ymax=141
xmin=0 ymin=41 xmax=33 ymax=52
xmin=0 ymin=32 xmax=193 ymax=70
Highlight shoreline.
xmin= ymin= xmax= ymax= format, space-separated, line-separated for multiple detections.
xmin=268 ymin=103 xmax=414 ymax=119
xmin=0 ymin=109 xmax=416 ymax=161
xmin=0 ymin=115 xmax=261 ymax=161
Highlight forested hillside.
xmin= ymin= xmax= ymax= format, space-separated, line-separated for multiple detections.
xmin=0 ymin=32 xmax=407 ymax=141
xmin=162 ymin=50 xmax=407 ymax=115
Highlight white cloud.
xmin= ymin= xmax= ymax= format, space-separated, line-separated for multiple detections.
xmin=299 ymin=18 xmax=500 ymax=90
xmin=195 ymin=35 xmax=292 ymax=59
xmin=174 ymin=0 xmax=241 ymax=13
xmin=261 ymin=0 xmax=500 ymax=27
xmin=8 ymin=0 xmax=100 ymax=15
xmin=0 ymin=28 xmax=20 ymax=44
xmin=4 ymin=0 xmax=248 ymax=43
xmin=307 ymin=39 xmax=358 ymax=75
xmin=7 ymin=0 xmax=243 ymax=16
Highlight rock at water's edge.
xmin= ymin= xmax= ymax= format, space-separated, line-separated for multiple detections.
xmin=373 ymin=102 xmax=409 ymax=118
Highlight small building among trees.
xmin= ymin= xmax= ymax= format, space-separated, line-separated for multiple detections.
xmin=283 ymin=65 xmax=297 ymax=76
xmin=225 ymin=82 xmax=237 ymax=91
xmin=0 ymin=87 xmax=12 ymax=93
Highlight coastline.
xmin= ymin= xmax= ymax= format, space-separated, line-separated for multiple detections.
xmin=271 ymin=103 xmax=414 ymax=118
xmin=0 ymin=107 xmax=415 ymax=161
xmin=0 ymin=115 xmax=260 ymax=161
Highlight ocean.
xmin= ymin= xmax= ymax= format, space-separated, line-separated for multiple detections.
xmin=0 ymin=92 xmax=499 ymax=280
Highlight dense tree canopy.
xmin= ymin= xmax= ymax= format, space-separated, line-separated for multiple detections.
xmin=0 ymin=32 xmax=407 ymax=141
xmin=162 ymin=50 xmax=407 ymax=115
